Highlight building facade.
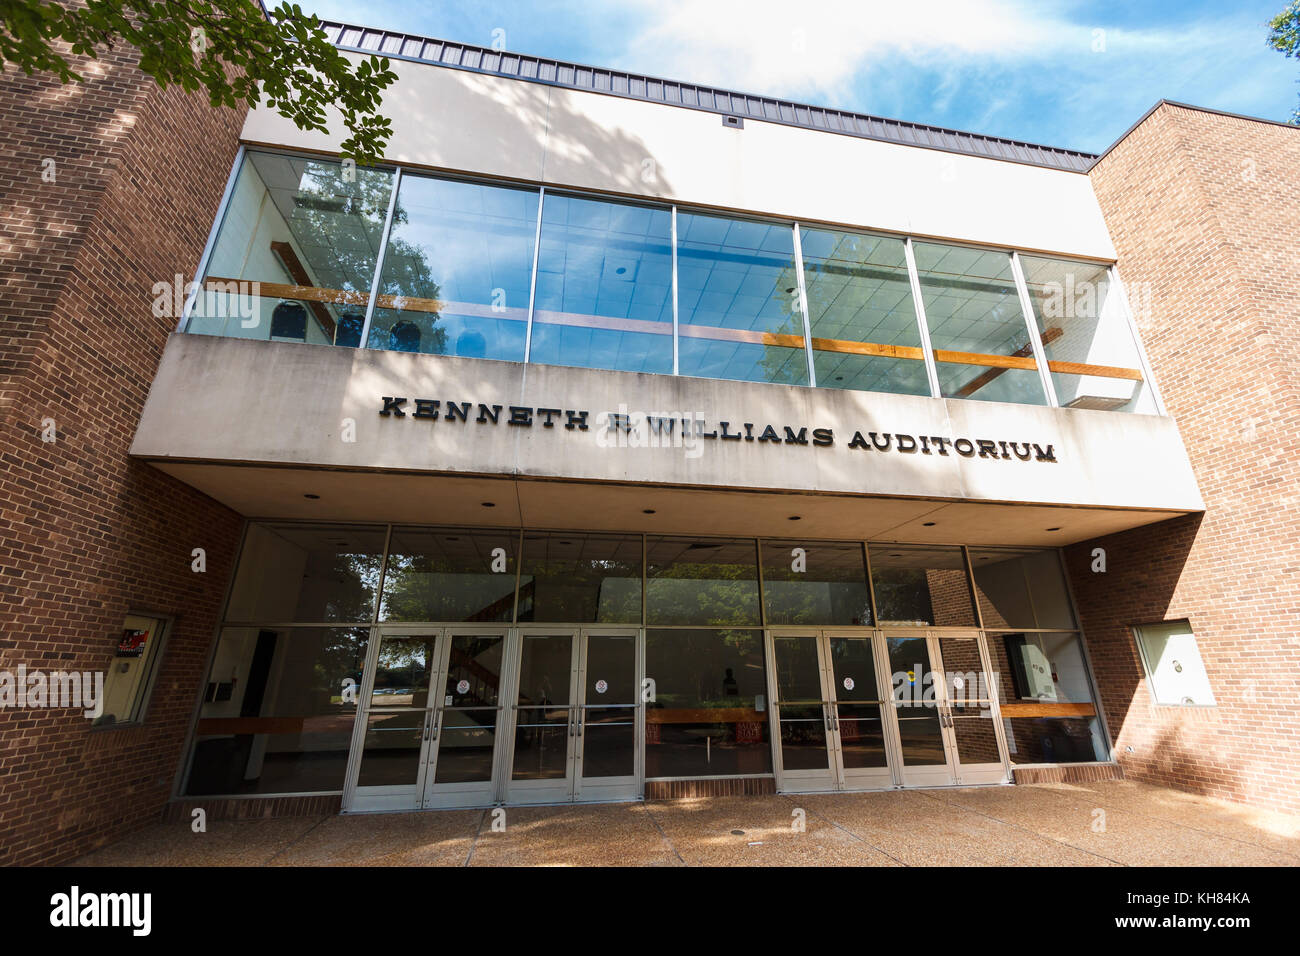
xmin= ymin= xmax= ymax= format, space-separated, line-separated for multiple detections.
xmin=1 ymin=20 xmax=1296 ymax=865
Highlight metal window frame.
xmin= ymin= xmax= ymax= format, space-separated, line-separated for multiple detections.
xmin=357 ymin=167 xmax=404 ymax=350
xmin=1131 ymin=619 xmax=1217 ymax=709
xmin=1010 ymin=250 xmax=1059 ymax=407
xmin=1108 ymin=264 xmax=1168 ymax=416
xmin=179 ymin=145 xmax=246 ymax=333
xmin=903 ymin=237 xmax=942 ymax=399
xmin=523 ymin=187 xmax=546 ymax=364
xmin=791 ymin=223 xmax=816 ymax=387
xmin=178 ymin=518 xmax=1108 ymax=802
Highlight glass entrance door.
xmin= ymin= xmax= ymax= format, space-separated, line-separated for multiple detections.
xmin=768 ymin=630 xmax=893 ymax=792
xmin=345 ymin=626 xmax=506 ymax=811
xmin=505 ymin=627 xmax=642 ymax=804
xmin=883 ymin=630 xmax=1009 ymax=787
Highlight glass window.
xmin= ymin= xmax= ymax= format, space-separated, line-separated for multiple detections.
xmin=869 ymin=544 xmax=976 ymax=626
xmin=185 ymin=626 xmax=369 ymax=794
xmin=189 ymin=151 xmax=395 ymax=346
xmin=379 ymin=528 xmax=514 ymax=624
xmin=1134 ymin=620 xmax=1216 ymax=706
xmin=645 ymin=536 xmax=760 ymax=626
xmin=366 ymin=176 xmax=538 ymax=361
xmin=380 ymin=528 xmax=517 ymax=622
xmin=645 ymin=629 xmax=771 ymax=778
xmin=95 ymin=613 xmax=169 ymax=727
xmin=530 ymin=194 xmax=674 ymax=374
xmin=677 ymin=212 xmax=808 ymax=385
xmin=913 ymin=241 xmax=1046 ymax=405
xmin=1019 ymin=255 xmax=1155 ymax=413
xmin=970 ymin=547 xmax=1076 ymax=629
xmin=761 ymin=539 xmax=871 ymax=626
xmin=517 ymin=532 xmax=642 ymax=623
xmin=799 ymin=228 xmax=929 ymax=395
xmin=985 ymin=630 xmax=1107 ymax=764
xmin=225 ymin=523 xmax=386 ymax=624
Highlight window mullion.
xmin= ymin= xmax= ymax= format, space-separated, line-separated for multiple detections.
xmin=359 ymin=167 xmax=404 ymax=350
xmin=1011 ymin=250 xmax=1059 ymax=407
xmin=792 ymin=223 xmax=816 ymax=387
xmin=904 ymin=237 xmax=942 ymax=399
xmin=524 ymin=186 xmax=546 ymax=364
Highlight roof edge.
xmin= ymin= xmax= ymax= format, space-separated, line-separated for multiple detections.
xmin=1091 ymin=99 xmax=1300 ymax=168
xmin=321 ymin=18 xmax=1099 ymax=174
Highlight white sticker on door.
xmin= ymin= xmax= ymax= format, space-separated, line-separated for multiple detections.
xmin=842 ymin=677 xmax=854 ymax=691
xmin=456 ymin=679 xmax=470 ymax=694
xmin=595 ymin=679 xmax=608 ymax=694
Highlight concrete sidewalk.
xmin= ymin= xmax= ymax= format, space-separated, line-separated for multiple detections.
xmin=71 ymin=780 xmax=1300 ymax=867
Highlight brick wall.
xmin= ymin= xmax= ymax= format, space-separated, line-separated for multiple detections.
xmin=0 ymin=43 xmax=247 ymax=864
xmin=1069 ymin=104 xmax=1300 ymax=815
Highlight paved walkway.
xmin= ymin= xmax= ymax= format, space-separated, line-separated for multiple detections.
xmin=73 ymin=780 xmax=1300 ymax=866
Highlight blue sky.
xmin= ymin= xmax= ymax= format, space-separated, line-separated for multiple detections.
xmin=301 ymin=0 xmax=1298 ymax=153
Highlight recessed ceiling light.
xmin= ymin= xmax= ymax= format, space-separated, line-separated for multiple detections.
xmin=643 ymin=509 xmax=656 ymax=514
xmin=922 ymin=521 xmax=936 ymax=527
xmin=304 ymin=493 xmax=320 ymax=500
xmin=1046 ymin=526 xmax=1060 ymax=531
xmin=481 ymin=502 xmax=496 ymax=508
xmin=788 ymin=515 xmax=801 ymax=521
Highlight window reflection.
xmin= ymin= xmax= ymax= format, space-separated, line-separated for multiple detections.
xmin=517 ymin=532 xmax=642 ymax=623
xmin=530 ymin=194 xmax=674 ymax=374
xmin=799 ymin=228 xmax=929 ymax=395
xmin=191 ymin=152 xmax=394 ymax=346
xmin=869 ymin=544 xmax=976 ymax=627
xmin=185 ymin=626 xmax=369 ymax=795
xmin=380 ymin=529 xmax=517 ymax=622
xmin=1019 ymin=255 xmax=1154 ymax=413
xmin=366 ymin=176 xmax=538 ymax=362
xmin=645 ymin=536 xmax=761 ymax=625
xmin=913 ymin=241 xmax=1046 ymax=406
xmin=677 ymin=212 xmax=808 ymax=385
xmin=645 ymin=629 xmax=771 ymax=778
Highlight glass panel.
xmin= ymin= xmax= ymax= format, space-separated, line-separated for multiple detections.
xmin=936 ymin=636 xmax=988 ymax=704
xmin=184 ymin=626 xmax=369 ymax=795
xmin=1135 ymin=621 xmax=1216 ymax=706
xmin=531 ymin=194 xmax=673 ymax=374
xmin=913 ymin=241 xmax=1046 ymax=406
xmin=1020 ymin=255 xmax=1155 ymax=413
xmin=356 ymin=711 xmax=424 ymax=787
xmin=827 ymin=637 xmax=880 ymax=702
xmin=433 ymin=714 xmax=497 ymax=784
xmin=885 ymin=636 xmax=945 ymax=765
xmin=776 ymin=703 xmax=830 ymax=771
xmin=644 ymin=629 xmax=770 ymax=778
xmin=1003 ymin=716 xmax=1106 ymax=763
xmin=443 ymin=634 xmax=504 ymax=706
xmin=761 ymin=540 xmax=871 ymax=626
xmin=645 ymin=536 xmax=760 ymax=625
xmin=836 ymin=704 xmax=889 ymax=769
xmin=772 ymin=636 xmax=823 ymax=702
xmin=512 ymin=634 xmax=573 ymax=780
xmin=225 ymin=523 xmax=386 ymax=624
xmin=989 ymin=632 xmax=1095 ymax=704
xmin=371 ymin=635 xmax=437 ymax=709
xmin=189 ymin=151 xmax=394 ymax=346
xmin=581 ymin=707 xmax=636 ymax=778
xmin=828 ymin=637 xmax=887 ymax=769
xmin=950 ymin=703 xmax=1002 ymax=765
xmin=869 ymin=544 xmax=976 ymax=627
xmin=517 ymin=532 xmax=642 ymax=623
xmin=986 ymin=631 xmax=1106 ymax=764
xmin=585 ymin=634 xmax=636 ymax=705
xmin=677 ymin=212 xmax=808 ymax=385
xmin=380 ymin=528 xmax=517 ymax=622
xmin=366 ymin=176 xmax=537 ymax=361
xmin=970 ymin=547 xmax=1076 ymax=629
xmin=799 ymin=228 xmax=929 ymax=395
